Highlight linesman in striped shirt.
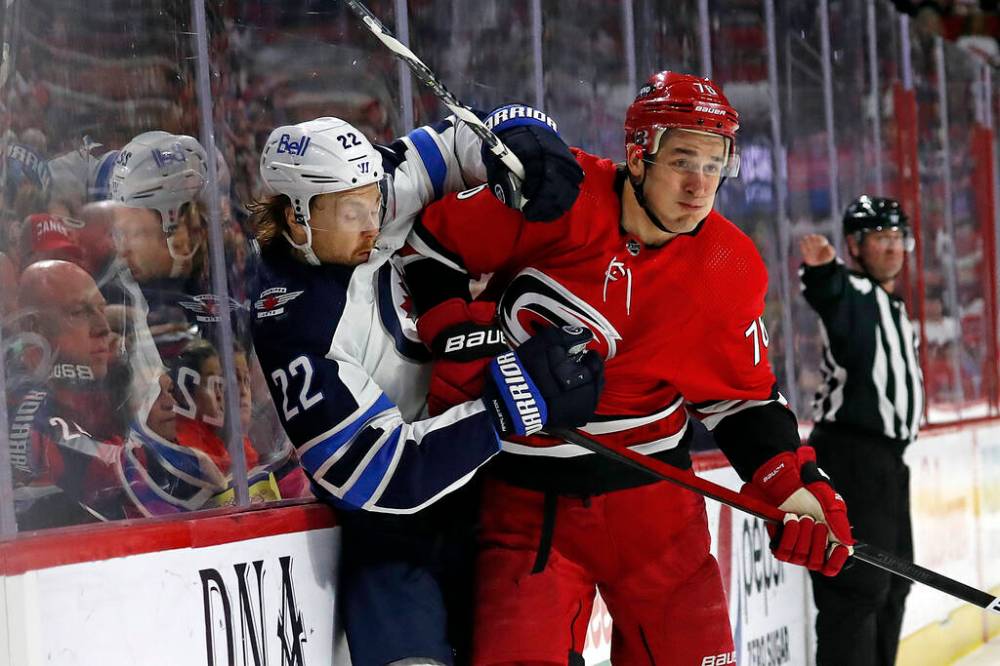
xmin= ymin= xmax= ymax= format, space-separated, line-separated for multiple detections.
xmin=799 ymin=195 xmax=924 ymax=666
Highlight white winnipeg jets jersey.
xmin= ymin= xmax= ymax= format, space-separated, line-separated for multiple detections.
xmin=251 ymin=117 xmax=501 ymax=515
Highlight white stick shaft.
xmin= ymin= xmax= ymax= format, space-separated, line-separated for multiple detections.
xmin=346 ymin=0 xmax=526 ymax=180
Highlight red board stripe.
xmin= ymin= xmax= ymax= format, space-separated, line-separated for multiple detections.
xmin=0 ymin=500 xmax=337 ymax=575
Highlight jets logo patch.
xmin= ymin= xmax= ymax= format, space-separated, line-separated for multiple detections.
xmin=179 ymin=294 xmax=248 ymax=322
xmin=254 ymin=288 xmax=304 ymax=319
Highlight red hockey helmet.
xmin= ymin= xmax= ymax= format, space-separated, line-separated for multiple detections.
xmin=624 ymin=71 xmax=741 ymax=176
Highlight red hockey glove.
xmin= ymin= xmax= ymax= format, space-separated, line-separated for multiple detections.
xmin=416 ymin=298 xmax=507 ymax=416
xmin=740 ymin=446 xmax=854 ymax=576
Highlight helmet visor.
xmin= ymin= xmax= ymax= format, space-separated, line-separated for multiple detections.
xmin=649 ymin=128 xmax=741 ymax=178
xmin=314 ymin=184 xmax=382 ymax=233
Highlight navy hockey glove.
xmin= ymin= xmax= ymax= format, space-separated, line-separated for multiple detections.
xmin=482 ymin=104 xmax=583 ymax=222
xmin=483 ymin=325 xmax=604 ymax=437
xmin=741 ymin=446 xmax=855 ymax=576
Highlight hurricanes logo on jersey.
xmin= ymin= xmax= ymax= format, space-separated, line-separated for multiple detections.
xmin=499 ymin=267 xmax=622 ymax=360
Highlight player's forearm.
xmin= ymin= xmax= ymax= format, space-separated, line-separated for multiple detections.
xmin=711 ymin=401 xmax=801 ymax=482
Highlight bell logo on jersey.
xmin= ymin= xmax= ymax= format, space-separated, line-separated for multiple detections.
xmin=277 ymin=133 xmax=311 ymax=157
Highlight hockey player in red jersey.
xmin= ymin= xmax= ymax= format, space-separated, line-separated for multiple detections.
xmin=404 ymin=72 xmax=855 ymax=665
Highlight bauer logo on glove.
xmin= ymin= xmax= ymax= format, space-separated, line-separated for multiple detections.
xmin=741 ymin=445 xmax=855 ymax=576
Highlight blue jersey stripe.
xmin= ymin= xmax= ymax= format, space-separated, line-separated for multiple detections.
xmin=342 ymin=426 xmax=402 ymax=507
xmin=121 ymin=452 xmax=185 ymax=514
xmin=91 ymin=151 xmax=118 ymax=200
xmin=408 ymin=128 xmax=447 ymax=199
xmin=300 ymin=393 xmax=395 ymax=473
xmin=376 ymin=410 xmax=500 ymax=511
xmin=131 ymin=424 xmax=209 ymax=481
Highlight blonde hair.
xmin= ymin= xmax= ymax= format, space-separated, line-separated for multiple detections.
xmin=246 ymin=194 xmax=292 ymax=249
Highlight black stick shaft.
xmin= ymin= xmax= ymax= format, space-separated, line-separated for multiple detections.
xmin=550 ymin=426 xmax=1000 ymax=614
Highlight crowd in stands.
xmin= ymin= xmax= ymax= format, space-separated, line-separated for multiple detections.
xmin=2 ymin=0 xmax=998 ymax=532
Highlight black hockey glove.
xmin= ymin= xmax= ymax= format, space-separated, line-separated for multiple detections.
xmin=482 ymin=104 xmax=584 ymax=222
xmin=483 ymin=325 xmax=604 ymax=437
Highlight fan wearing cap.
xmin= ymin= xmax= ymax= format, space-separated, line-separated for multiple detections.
xmin=17 ymin=213 xmax=85 ymax=269
xmin=404 ymin=71 xmax=854 ymax=664
xmin=799 ymin=196 xmax=922 ymax=666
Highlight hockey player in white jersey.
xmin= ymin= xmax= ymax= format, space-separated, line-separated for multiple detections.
xmin=248 ymin=111 xmax=601 ymax=665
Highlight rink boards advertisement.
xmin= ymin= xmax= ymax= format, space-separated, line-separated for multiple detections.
xmin=6 ymin=422 xmax=1000 ymax=665
xmin=0 ymin=505 xmax=342 ymax=666
xmin=582 ymin=463 xmax=810 ymax=666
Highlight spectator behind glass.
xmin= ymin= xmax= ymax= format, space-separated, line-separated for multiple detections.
xmin=3 ymin=142 xmax=51 ymax=246
xmin=169 ymin=338 xmax=293 ymax=506
xmin=9 ymin=260 xmax=130 ymax=529
xmin=17 ymin=213 xmax=85 ymax=270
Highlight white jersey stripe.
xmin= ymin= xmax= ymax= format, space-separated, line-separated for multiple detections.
xmin=871 ymin=316 xmax=897 ymax=438
xmin=875 ymin=289 xmax=911 ymax=439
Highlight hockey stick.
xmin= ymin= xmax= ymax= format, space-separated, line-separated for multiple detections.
xmin=342 ymin=0 xmax=528 ymax=203
xmin=548 ymin=426 xmax=1000 ymax=615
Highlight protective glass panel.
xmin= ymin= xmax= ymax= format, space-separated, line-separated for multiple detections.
xmin=0 ymin=0 xmax=262 ymax=532
xmin=541 ymin=0 xmax=633 ymax=158
xmin=942 ymin=43 xmax=994 ymax=416
xmin=710 ymin=1 xmax=794 ymax=415
xmin=408 ymin=1 xmax=535 ymax=127
xmin=3 ymin=0 xmax=1000 ymax=539
xmin=911 ymin=35 xmax=965 ymax=421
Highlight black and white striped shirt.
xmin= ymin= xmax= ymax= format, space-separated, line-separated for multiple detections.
xmin=800 ymin=260 xmax=924 ymax=442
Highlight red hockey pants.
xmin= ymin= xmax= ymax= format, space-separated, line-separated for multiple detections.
xmin=473 ymin=476 xmax=735 ymax=665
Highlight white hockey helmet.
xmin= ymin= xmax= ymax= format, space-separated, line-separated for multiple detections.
xmin=110 ymin=131 xmax=208 ymax=237
xmin=259 ymin=117 xmax=384 ymax=265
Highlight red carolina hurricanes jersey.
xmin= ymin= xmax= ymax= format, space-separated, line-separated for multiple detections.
xmin=409 ymin=149 xmax=789 ymax=470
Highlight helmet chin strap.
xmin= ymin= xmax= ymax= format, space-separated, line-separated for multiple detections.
xmin=283 ymin=225 xmax=321 ymax=266
xmin=284 ymin=198 xmax=322 ymax=266
xmin=166 ymin=235 xmax=200 ymax=278
xmin=627 ymin=167 xmax=672 ymax=234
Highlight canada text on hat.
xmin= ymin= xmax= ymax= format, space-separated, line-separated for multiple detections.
xmin=22 ymin=214 xmax=83 ymax=260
